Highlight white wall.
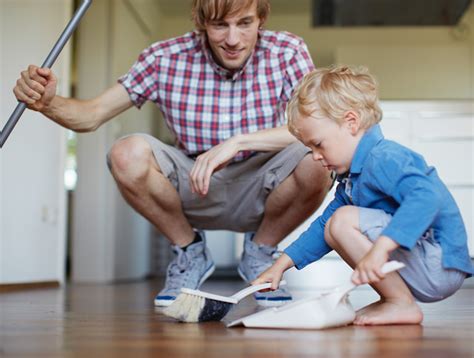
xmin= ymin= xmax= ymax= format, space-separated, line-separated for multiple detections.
xmin=72 ymin=0 xmax=162 ymax=282
xmin=0 ymin=0 xmax=72 ymax=284
xmin=156 ymin=1 xmax=474 ymax=100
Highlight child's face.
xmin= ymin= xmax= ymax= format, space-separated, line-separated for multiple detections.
xmin=294 ymin=110 xmax=364 ymax=175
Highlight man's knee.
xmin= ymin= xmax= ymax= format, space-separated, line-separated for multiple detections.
xmin=293 ymin=154 xmax=332 ymax=195
xmin=326 ymin=206 xmax=359 ymax=242
xmin=107 ymin=136 xmax=156 ymax=184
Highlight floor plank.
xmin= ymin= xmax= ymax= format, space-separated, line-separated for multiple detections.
xmin=0 ymin=278 xmax=473 ymax=357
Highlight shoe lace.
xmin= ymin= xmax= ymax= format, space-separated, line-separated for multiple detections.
xmin=166 ymin=248 xmax=192 ymax=290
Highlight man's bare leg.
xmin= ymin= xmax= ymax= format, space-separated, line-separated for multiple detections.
xmin=108 ymin=136 xmax=194 ymax=247
xmin=324 ymin=206 xmax=423 ymax=325
xmin=253 ymin=155 xmax=333 ymax=247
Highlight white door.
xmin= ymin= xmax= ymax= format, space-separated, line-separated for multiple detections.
xmin=0 ymin=0 xmax=72 ymax=284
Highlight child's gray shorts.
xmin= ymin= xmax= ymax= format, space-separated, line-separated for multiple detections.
xmin=359 ymin=207 xmax=466 ymax=303
xmin=108 ymin=133 xmax=311 ymax=232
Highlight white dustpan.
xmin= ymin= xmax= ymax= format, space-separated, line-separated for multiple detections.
xmin=227 ymin=261 xmax=405 ymax=329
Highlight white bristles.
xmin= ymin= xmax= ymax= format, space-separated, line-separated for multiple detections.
xmin=163 ymin=292 xmax=206 ymax=323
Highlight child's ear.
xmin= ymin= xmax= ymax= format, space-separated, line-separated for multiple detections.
xmin=343 ymin=111 xmax=361 ymax=135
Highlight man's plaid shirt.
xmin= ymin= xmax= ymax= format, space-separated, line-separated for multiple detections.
xmin=119 ymin=30 xmax=314 ymax=162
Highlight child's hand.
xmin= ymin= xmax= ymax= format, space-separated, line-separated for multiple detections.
xmin=252 ymin=253 xmax=295 ymax=291
xmin=352 ymin=236 xmax=398 ymax=285
xmin=252 ymin=266 xmax=284 ymax=291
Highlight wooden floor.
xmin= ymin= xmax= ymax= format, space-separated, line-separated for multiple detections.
xmin=1 ymin=278 xmax=473 ymax=357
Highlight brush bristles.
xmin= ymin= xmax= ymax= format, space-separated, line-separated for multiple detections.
xmin=198 ymin=300 xmax=233 ymax=322
xmin=163 ymin=293 xmax=206 ymax=323
xmin=163 ymin=293 xmax=235 ymax=323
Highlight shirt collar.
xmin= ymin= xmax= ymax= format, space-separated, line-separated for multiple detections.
xmin=200 ymin=31 xmax=258 ymax=81
xmin=350 ymin=124 xmax=384 ymax=174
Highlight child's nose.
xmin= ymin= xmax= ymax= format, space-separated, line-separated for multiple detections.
xmin=312 ymin=151 xmax=323 ymax=161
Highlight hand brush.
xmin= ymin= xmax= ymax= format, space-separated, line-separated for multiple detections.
xmin=163 ymin=280 xmax=287 ymax=323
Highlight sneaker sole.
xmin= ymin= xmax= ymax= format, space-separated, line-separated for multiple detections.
xmin=255 ymin=297 xmax=292 ymax=307
xmin=154 ymin=263 xmax=216 ymax=307
xmin=238 ymin=266 xmax=292 ymax=307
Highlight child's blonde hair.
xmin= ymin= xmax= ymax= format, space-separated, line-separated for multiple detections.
xmin=287 ymin=65 xmax=382 ymax=137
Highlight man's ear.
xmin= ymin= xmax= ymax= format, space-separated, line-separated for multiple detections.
xmin=343 ymin=111 xmax=361 ymax=135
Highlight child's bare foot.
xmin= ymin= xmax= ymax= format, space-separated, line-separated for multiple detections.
xmin=355 ymin=300 xmax=383 ymax=317
xmin=354 ymin=299 xmax=423 ymax=325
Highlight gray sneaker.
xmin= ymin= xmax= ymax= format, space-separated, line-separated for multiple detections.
xmin=154 ymin=232 xmax=215 ymax=307
xmin=238 ymin=232 xmax=292 ymax=307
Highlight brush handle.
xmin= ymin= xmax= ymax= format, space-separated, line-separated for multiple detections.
xmin=232 ymin=280 xmax=287 ymax=302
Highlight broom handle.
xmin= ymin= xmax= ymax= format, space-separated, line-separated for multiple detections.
xmin=0 ymin=0 xmax=93 ymax=148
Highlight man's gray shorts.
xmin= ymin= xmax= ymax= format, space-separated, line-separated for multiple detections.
xmin=359 ymin=207 xmax=466 ymax=303
xmin=108 ymin=133 xmax=311 ymax=232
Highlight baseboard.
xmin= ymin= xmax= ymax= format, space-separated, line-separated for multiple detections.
xmin=0 ymin=281 xmax=59 ymax=293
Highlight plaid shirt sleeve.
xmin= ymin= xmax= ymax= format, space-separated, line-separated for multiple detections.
xmin=280 ymin=39 xmax=315 ymax=120
xmin=118 ymin=45 xmax=160 ymax=109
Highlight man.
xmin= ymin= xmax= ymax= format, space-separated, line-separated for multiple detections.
xmin=13 ymin=0 xmax=331 ymax=307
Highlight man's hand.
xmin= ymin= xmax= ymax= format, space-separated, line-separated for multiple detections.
xmin=13 ymin=65 xmax=57 ymax=112
xmin=352 ymin=235 xmax=399 ymax=285
xmin=189 ymin=136 xmax=240 ymax=196
xmin=252 ymin=253 xmax=295 ymax=291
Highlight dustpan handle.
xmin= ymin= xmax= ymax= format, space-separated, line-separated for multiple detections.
xmin=330 ymin=260 xmax=406 ymax=309
xmin=336 ymin=260 xmax=406 ymax=295
xmin=0 ymin=0 xmax=93 ymax=148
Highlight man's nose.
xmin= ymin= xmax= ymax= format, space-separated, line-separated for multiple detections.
xmin=225 ymin=26 xmax=240 ymax=47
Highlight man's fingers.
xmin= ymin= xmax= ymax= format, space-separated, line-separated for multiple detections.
xmin=21 ymin=80 xmax=44 ymax=99
xmin=195 ymin=160 xmax=207 ymax=195
xmin=190 ymin=158 xmax=205 ymax=194
xmin=36 ymin=67 xmax=51 ymax=77
xmin=27 ymin=66 xmax=47 ymax=85
xmin=189 ymin=164 xmax=204 ymax=195
xmin=32 ymin=66 xmax=52 ymax=82
xmin=20 ymin=82 xmax=41 ymax=101
xmin=202 ymin=159 xmax=219 ymax=194
xmin=13 ymin=86 xmax=35 ymax=104
xmin=19 ymin=72 xmax=44 ymax=99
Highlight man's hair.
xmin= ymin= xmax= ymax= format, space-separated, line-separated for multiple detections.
xmin=192 ymin=0 xmax=270 ymax=32
xmin=287 ymin=65 xmax=383 ymax=137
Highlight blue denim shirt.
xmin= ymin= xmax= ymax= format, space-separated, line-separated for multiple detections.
xmin=285 ymin=124 xmax=473 ymax=276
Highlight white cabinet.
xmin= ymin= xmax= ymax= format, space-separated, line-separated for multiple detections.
xmin=381 ymin=101 xmax=474 ymax=254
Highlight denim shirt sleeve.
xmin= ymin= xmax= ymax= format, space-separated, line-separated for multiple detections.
xmin=284 ymin=182 xmax=349 ymax=269
xmin=369 ymin=150 xmax=443 ymax=249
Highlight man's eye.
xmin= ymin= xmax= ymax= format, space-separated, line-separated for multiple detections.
xmin=239 ymin=18 xmax=254 ymax=26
